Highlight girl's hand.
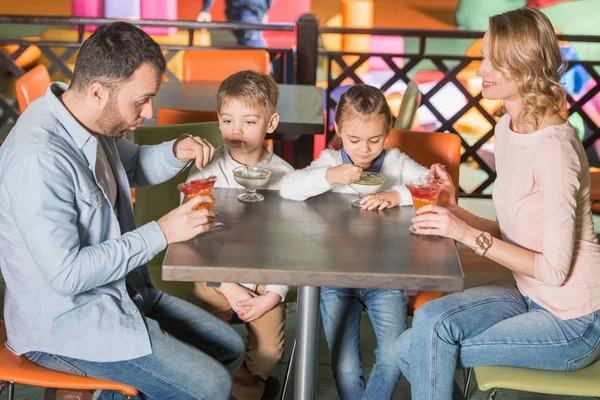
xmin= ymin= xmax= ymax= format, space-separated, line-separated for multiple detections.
xmin=360 ymin=191 xmax=399 ymax=211
xmin=429 ymin=164 xmax=457 ymax=209
xmin=326 ymin=164 xmax=364 ymax=185
xmin=412 ymin=204 xmax=477 ymax=243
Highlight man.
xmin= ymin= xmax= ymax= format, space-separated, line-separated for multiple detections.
xmin=197 ymin=0 xmax=273 ymax=47
xmin=0 ymin=22 xmax=244 ymax=400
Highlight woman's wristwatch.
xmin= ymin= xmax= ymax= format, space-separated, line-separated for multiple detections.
xmin=475 ymin=232 xmax=493 ymax=256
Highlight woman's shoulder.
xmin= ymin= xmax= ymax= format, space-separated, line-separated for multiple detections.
xmin=494 ymin=114 xmax=512 ymax=135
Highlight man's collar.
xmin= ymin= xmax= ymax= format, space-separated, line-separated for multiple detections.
xmin=45 ymin=82 xmax=95 ymax=149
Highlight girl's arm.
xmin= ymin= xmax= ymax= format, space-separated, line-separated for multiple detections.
xmin=280 ymin=151 xmax=338 ymax=201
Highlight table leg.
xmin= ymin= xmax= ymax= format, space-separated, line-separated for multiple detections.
xmin=294 ymin=285 xmax=321 ymax=400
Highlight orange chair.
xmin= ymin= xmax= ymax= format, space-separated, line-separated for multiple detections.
xmin=591 ymin=167 xmax=600 ymax=214
xmin=384 ymin=129 xmax=462 ymax=313
xmin=182 ymin=49 xmax=270 ymax=82
xmin=0 ymin=321 xmax=138 ymax=400
xmin=157 ymin=107 xmax=274 ymax=149
xmin=14 ymin=64 xmax=51 ymax=113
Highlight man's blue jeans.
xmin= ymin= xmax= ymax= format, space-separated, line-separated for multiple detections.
xmin=320 ymin=287 xmax=408 ymax=400
xmin=26 ymin=290 xmax=245 ymax=400
xmin=396 ymin=285 xmax=600 ymax=400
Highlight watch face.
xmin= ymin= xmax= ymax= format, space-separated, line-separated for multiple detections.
xmin=477 ymin=233 xmax=492 ymax=249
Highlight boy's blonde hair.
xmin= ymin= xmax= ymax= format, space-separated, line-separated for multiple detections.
xmin=217 ymin=70 xmax=279 ymax=116
xmin=488 ymin=7 xmax=566 ymax=129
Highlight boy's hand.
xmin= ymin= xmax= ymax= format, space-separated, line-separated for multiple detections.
xmin=236 ymin=291 xmax=281 ymax=322
xmin=360 ymin=191 xmax=400 ymax=211
xmin=173 ymin=134 xmax=216 ymax=169
xmin=219 ymin=283 xmax=255 ymax=315
xmin=326 ymin=164 xmax=363 ymax=185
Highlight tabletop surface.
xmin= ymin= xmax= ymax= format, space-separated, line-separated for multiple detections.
xmin=163 ymin=189 xmax=464 ymax=292
xmin=152 ymin=81 xmax=324 ymax=137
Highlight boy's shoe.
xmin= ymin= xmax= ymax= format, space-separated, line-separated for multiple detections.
xmin=260 ymin=376 xmax=281 ymax=400
xmin=44 ymin=388 xmax=94 ymax=400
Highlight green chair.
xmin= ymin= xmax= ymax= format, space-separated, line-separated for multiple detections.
xmin=133 ymin=121 xmax=223 ymax=299
xmin=393 ymin=80 xmax=421 ymax=130
xmin=464 ymin=358 xmax=600 ymax=399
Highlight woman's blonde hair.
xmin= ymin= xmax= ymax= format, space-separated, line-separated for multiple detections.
xmin=488 ymin=7 xmax=566 ymax=129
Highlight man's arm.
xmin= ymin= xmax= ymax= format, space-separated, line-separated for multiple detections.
xmin=8 ymin=151 xmax=167 ymax=296
xmin=117 ymin=138 xmax=188 ymax=188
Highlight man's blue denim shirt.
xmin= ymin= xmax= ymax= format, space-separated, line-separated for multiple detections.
xmin=0 ymin=83 xmax=187 ymax=362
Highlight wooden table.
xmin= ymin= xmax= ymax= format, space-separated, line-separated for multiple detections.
xmin=162 ymin=189 xmax=464 ymax=400
xmin=152 ymin=81 xmax=324 ymax=141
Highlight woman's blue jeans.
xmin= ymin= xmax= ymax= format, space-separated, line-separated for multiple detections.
xmin=396 ymin=285 xmax=600 ymax=400
xmin=321 ymin=287 xmax=408 ymax=400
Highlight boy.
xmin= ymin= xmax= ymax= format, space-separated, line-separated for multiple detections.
xmin=184 ymin=70 xmax=292 ymax=400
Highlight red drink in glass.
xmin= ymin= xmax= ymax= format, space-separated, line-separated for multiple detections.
xmin=177 ymin=176 xmax=217 ymax=211
xmin=405 ymin=177 xmax=444 ymax=234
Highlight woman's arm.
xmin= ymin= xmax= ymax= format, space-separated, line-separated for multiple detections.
xmin=450 ymin=206 xmax=502 ymax=239
xmin=416 ymin=138 xmax=581 ymax=286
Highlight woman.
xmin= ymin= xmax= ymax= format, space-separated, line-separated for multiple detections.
xmin=395 ymin=7 xmax=600 ymax=400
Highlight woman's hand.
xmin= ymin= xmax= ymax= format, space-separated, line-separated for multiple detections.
xmin=429 ymin=164 xmax=457 ymax=210
xmin=412 ymin=204 xmax=479 ymax=243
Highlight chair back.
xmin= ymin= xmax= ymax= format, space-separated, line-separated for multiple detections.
xmin=393 ymin=80 xmax=421 ymax=130
xmin=157 ymin=108 xmax=219 ymax=126
xmin=384 ymin=129 xmax=461 ymax=198
xmin=182 ymin=49 xmax=270 ymax=82
xmin=15 ymin=64 xmax=51 ymax=113
xmin=134 ymin=122 xmax=224 ymax=298
xmin=384 ymin=130 xmax=461 ymax=314
xmin=590 ymin=167 xmax=600 ymax=202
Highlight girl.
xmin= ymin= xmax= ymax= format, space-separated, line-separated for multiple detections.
xmin=280 ymin=84 xmax=430 ymax=400
xmin=395 ymin=7 xmax=600 ymax=400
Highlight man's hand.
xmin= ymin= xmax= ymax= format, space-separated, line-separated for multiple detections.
xmin=360 ymin=190 xmax=400 ymax=211
xmin=326 ymin=164 xmax=364 ymax=185
xmin=157 ymin=195 xmax=215 ymax=244
xmin=236 ymin=291 xmax=281 ymax=322
xmin=220 ymin=283 xmax=256 ymax=315
xmin=196 ymin=11 xmax=212 ymax=22
xmin=173 ymin=135 xmax=216 ymax=169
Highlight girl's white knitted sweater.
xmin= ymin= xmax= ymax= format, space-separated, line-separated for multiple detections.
xmin=280 ymin=148 xmax=428 ymax=205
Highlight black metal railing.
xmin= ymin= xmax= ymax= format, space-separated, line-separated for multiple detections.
xmin=317 ymin=26 xmax=600 ymax=197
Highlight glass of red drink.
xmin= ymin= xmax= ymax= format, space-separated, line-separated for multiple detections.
xmin=177 ymin=176 xmax=217 ymax=211
xmin=405 ymin=176 xmax=444 ymax=234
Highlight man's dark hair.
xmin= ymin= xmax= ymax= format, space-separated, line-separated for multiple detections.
xmin=70 ymin=21 xmax=166 ymax=91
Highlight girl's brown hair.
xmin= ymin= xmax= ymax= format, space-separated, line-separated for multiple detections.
xmin=329 ymin=84 xmax=393 ymax=150
xmin=488 ymin=7 xmax=566 ymax=129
